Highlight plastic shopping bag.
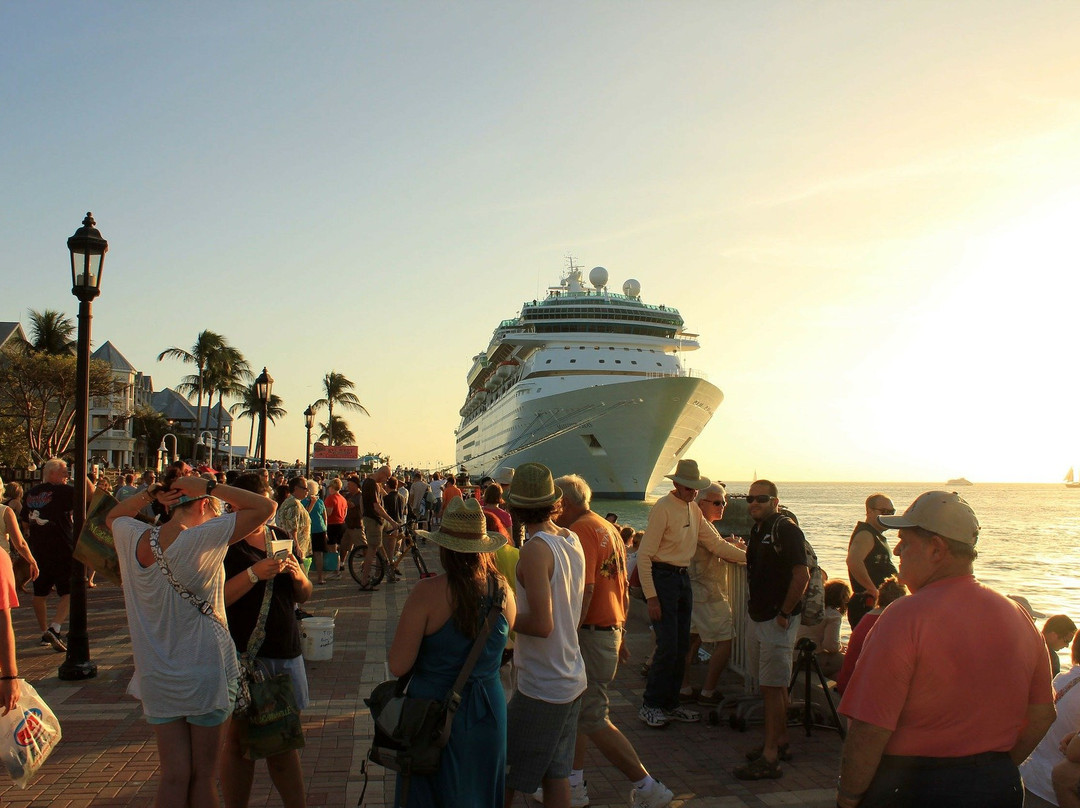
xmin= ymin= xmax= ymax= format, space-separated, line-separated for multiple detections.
xmin=0 ymin=681 xmax=62 ymax=788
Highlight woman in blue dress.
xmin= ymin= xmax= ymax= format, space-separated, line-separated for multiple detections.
xmin=389 ymin=496 xmax=517 ymax=808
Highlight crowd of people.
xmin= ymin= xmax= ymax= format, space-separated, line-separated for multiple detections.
xmin=1 ymin=456 xmax=1078 ymax=808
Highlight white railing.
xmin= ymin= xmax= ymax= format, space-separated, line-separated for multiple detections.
xmin=726 ymin=562 xmax=757 ymax=693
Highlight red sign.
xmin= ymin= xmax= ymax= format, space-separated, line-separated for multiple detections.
xmin=312 ymin=445 xmax=359 ymax=460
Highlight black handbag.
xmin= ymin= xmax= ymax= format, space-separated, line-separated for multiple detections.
xmin=364 ymin=576 xmax=503 ymax=802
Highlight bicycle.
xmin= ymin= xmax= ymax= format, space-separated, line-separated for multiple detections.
xmin=347 ymin=515 xmax=433 ymax=587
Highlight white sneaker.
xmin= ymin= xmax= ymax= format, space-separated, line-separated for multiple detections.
xmin=638 ymin=704 xmax=668 ymax=728
xmin=570 ymin=780 xmax=590 ymax=807
xmin=531 ymin=783 xmax=590 ymax=807
xmin=662 ymin=705 xmax=700 ymax=723
xmin=631 ymin=778 xmax=674 ymax=808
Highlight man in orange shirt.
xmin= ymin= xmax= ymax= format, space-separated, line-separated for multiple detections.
xmin=441 ymin=474 xmax=464 ymax=509
xmin=554 ymin=474 xmax=674 ymax=808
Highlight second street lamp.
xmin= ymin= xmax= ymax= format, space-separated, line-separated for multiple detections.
xmin=304 ymin=405 xmax=315 ymax=477
xmin=60 ymin=212 xmax=107 ymax=681
xmin=255 ymin=368 xmax=273 ymax=468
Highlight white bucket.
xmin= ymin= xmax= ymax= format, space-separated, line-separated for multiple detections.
xmin=300 ymin=616 xmax=335 ymax=661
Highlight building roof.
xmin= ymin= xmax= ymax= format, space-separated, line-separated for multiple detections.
xmin=151 ymin=388 xmax=197 ymax=422
xmin=91 ymin=340 xmax=136 ymax=372
xmin=0 ymin=322 xmax=27 ymax=350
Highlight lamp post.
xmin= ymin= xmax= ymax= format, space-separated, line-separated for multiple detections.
xmin=59 ymin=212 xmax=107 ymax=681
xmin=304 ymin=405 xmax=315 ymax=477
xmin=200 ymin=430 xmax=214 ymax=468
xmin=159 ymin=432 xmax=178 ymax=467
xmin=254 ymin=368 xmax=273 ymax=468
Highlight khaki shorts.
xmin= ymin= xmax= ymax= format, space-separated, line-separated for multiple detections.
xmin=342 ymin=526 xmax=365 ymax=555
xmin=690 ymin=597 xmax=734 ymax=643
xmin=576 ymin=627 xmax=620 ymax=734
xmin=362 ymin=517 xmax=383 ymax=551
xmin=746 ymin=615 xmax=800 ymax=688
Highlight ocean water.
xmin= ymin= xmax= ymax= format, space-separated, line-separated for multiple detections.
xmin=594 ymin=481 xmax=1080 ymax=624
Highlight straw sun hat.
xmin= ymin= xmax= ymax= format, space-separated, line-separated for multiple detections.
xmin=416 ymin=497 xmax=507 ymax=554
xmin=505 ymin=462 xmax=562 ymax=509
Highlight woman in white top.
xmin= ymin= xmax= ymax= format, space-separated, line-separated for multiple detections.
xmin=795 ymin=579 xmax=851 ymax=679
xmin=0 ymin=476 xmax=37 ymax=585
xmin=107 ymin=473 xmax=275 ymax=808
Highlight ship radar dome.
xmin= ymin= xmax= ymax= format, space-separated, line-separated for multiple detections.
xmin=622 ymin=279 xmax=641 ymax=299
xmin=589 ymin=266 xmax=608 ymax=290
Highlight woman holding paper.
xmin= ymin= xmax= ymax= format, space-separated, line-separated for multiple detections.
xmin=219 ymin=472 xmax=312 ymax=808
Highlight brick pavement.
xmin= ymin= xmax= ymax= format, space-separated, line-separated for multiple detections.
xmin=0 ymin=546 xmax=840 ymax=807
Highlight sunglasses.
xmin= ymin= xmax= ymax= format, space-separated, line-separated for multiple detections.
xmin=744 ymin=494 xmax=773 ymax=504
xmin=702 ymin=499 xmax=725 ymax=507
xmin=876 ymin=508 xmax=896 ymax=515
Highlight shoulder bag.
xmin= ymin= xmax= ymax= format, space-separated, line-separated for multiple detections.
xmin=151 ymin=526 xmax=304 ymax=759
xmin=364 ymin=575 xmax=504 ymax=804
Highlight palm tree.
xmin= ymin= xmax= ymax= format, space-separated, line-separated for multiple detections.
xmin=202 ymin=345 xmax=252 ymax=465
xmin=313 ymin=371 xmax=369 ymax=445
xmin=158 ymin=330 xmax=225 ymax=454
xmin=25 ymin=309 xmax=76 ymax=355
xmin=317 ymin=415 xmax=356 ymax=446
xmin=229 ymin=385 xmax=286 ymax=457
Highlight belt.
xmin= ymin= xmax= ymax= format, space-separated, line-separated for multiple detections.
xmin=879 ymin=751 xmax=1011 ymax=770
xmin=580 ymin=624 xmax=619 ymax=631
xmin=652 ymin=561 xmax=688 ymax=574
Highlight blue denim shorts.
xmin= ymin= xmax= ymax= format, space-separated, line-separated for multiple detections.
xmin=146 ymin=676 xmax=239 ymax=727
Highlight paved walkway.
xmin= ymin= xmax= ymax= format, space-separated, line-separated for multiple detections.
xmin=0 ymin=547 xmax=841 ymax=807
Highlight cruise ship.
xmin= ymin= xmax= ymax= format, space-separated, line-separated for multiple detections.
xmin=455 ymin=261 xmax=723 ymax=500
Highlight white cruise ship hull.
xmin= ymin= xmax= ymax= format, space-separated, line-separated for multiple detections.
xmin=457 ymin=375 xmax=723 ymax=500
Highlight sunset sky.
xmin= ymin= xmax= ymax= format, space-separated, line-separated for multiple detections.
xmin=4 ymin=2 xmax=1080 ymax=482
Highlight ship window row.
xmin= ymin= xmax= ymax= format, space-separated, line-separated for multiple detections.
xmin=560 ymin=346 xmax=658 ymax=352
xmin=523 ymin=308 xmax=681 ymax=327
xmin=547 ymin=358 xmax=646 ymax=366
xmin=523 ymin=305 xmax=680 ymax=323
xmin=530 ymin=324 xmax=675 ymax=337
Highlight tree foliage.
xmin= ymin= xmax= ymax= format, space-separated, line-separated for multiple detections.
xmin=0 ymin=345 xmax=119 ymax=462
xmin=229 ymin=386 xmax=286 ymax=456
xmin=313 ymin=371 xmax=368 ymax=445
xmin=157 ymin=330 xmax=225 ymax=451
xmin=317 ymin=415 xmax=355 ymax=446
xmin=24 ymin=309 xmax=76 ymax=355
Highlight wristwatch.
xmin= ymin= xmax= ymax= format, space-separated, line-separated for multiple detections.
xmin=247 ymin=567 xmax=259 ymax=584
xmin=779 ymin=610 xmax=792 ymax=619
xmin=205 ymin=480 xmax=217 ymax=496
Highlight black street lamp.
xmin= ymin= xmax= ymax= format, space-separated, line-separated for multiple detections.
xmin=304 ymin=405 xmax=315 ymax=477
xmin=255 ymin=367 xmax=273 ymax=468
xmin=60 ymin=212 xmax=107 ymax=681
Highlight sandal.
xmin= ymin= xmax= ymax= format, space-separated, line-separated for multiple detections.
xmin=733 ymin=755 xmax=783 ymax=780
xmin=358 ymin=581 xmax=379 ymax=592
xmin=746 ymin=743 xmax=792 ymax=762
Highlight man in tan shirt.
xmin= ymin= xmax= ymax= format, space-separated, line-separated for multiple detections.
xmin=637 ymin=459 xmax=743 ymax=729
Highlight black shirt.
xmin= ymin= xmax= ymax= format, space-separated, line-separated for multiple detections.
xmin=23 ymin=482 xmax=75 ymax=548
xmin=848 ymin=521 xmax=897 ymax=595
xmin=746 ymin=512 xmax=809 ymax=622
xmin=223 ymin=526 xmax=302 ymax=659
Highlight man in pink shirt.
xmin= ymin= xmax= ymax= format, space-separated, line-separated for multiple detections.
xmin=836 ymin=491 xmax=1054 ymax=808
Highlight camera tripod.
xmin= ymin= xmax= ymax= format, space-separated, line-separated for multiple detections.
xmin=788 ymin=637 xmax=846 ymax=739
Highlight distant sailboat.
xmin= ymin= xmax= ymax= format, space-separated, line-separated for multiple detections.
xmin=1065 ymin=468 xmax=1080 ymax=489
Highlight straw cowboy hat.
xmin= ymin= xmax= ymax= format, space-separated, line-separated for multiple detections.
xmin=416 ymin=496 xmax=506 ymax=554
xmin=664 ymin=459 xmax=711 ymax=490
xmin=505 ymin=462 xmax=562 ymax=509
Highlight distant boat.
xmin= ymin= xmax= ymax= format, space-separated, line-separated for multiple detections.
xmin=1065 ymin=468 xmax=1080 ymax=489
xmin=947 ymin=477 xmax=973 ymax=486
